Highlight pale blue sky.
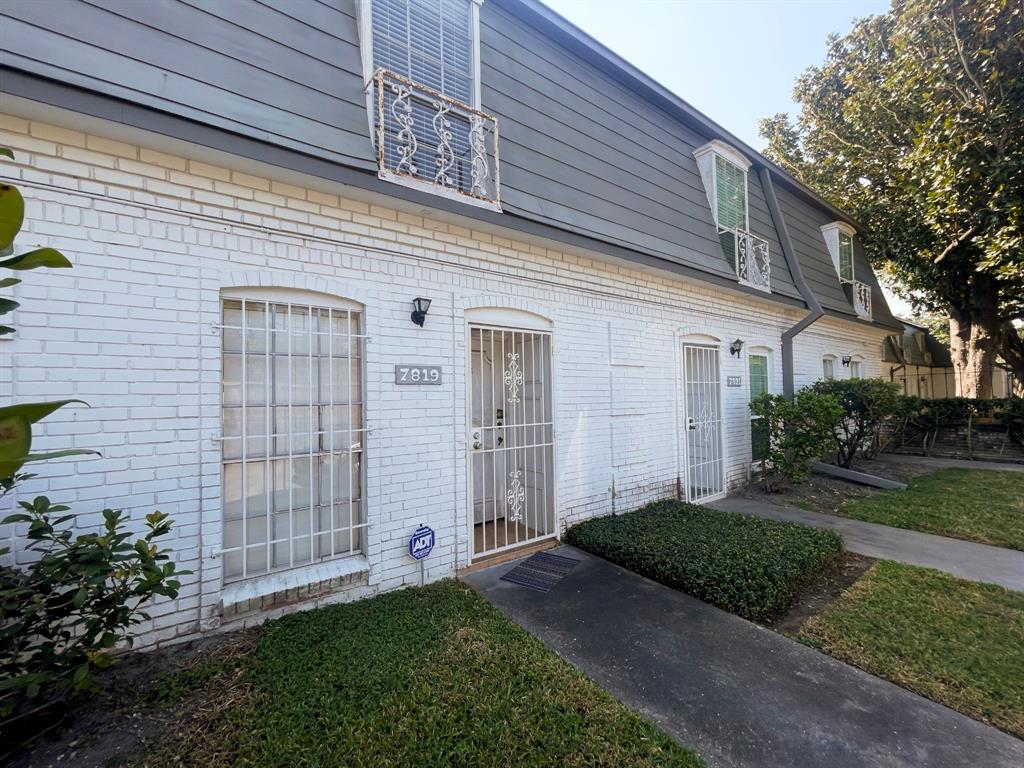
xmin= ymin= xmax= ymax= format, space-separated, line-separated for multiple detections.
xmin=541 ymin=0 xmax=891 ymax=150
xmin=541 ymin=0 xmax=912 ymax=315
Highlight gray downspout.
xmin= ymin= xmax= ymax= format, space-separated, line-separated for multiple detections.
xmin=759 ymin=167 xmax=824 ymax=398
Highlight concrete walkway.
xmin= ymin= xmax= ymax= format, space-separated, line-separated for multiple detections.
xmin=465 ymin=546 xmax=1023 ymax=768
xmin=881 ymin=453 xmax=1024 ymax=472
xmin=710 ymin=497 xmax=1024 ymax=591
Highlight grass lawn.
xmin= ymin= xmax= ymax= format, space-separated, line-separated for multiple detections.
xmin=565 ymin=500 xmax=842 ymax=621
xmin=140 ymin=581 xmax=703 ymax=767
xmin=799 ymin=560 xmax=1024 ymax=739
xmin=838 ymin=468 xmax=1024 ymax=550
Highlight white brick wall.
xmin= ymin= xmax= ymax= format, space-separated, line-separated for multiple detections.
xmin=0 ymin=114 xmax=892 ymax=646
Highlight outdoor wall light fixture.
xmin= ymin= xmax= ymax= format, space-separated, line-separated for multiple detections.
xmin=729 ymin=339 xmax=744 ymax=357
xmin=842 ymin=355 xmax=853 ymax=367
xmin=411 ymin=297 xmax=432 ymax=327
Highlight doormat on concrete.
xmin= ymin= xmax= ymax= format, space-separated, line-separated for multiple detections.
xmin=500 ymin=551 xmax=580 ymax=593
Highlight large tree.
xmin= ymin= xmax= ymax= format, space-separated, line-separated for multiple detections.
xmin=761 ymin=0 xmax=1024 ymax=397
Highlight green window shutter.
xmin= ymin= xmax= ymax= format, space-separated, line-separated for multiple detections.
xmin=715 ymin=155 xmax=747 ymax=231
xmin=838 ymin=233 xmax=854 ymax=281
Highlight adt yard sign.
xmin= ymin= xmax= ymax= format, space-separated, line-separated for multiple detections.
xmin=409 ymin=525 xmax=435 ymax=561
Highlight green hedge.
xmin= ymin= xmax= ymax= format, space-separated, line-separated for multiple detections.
xmin=565 ymin=501 xmax=843 ymax=622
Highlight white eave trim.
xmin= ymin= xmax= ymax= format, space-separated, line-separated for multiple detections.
xmin=820 ymin=220 xmax=857 ymax=238
xmin=693 ymin=139 xmax=752 ymax=172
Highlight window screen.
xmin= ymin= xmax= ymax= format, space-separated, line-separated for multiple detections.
xmin=372 ymin=0 xmax=474 ymax=104
xmin=838 ymin=232 xmax=854 ymax=282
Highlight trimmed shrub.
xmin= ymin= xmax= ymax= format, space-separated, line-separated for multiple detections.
xmin=808 ymin=379 xmax=905 ymax=467
xmin=566 ymin=501 xmax=843 ymax=621
xmin=749 ymin=391 xmax=843 ymax=492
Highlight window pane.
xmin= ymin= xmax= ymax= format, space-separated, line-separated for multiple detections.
xmin=839 ymin=233 xmax=854 ymax=281
xmin=751 ymin=419 xmax=769 ymax=461
xmin=748 ymin=354 xmax=769 ymax=398
xmin=715 ymin=155 xmax=747 ymax=231
xmin=823 ymin=358 xmax=835 ymax=380
xmin=222 ymin=298 xmax=364 ymax=582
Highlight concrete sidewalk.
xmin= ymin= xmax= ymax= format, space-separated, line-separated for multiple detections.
xmin=465 ymin=546 xmax=1023 ymax=768
xmin=881 ymin=454 xmax=1024 ymax=472
xmin=710 ymin=497 xmax=1024 ymax=591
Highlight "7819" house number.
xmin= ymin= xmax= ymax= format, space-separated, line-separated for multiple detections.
xmin=394 ymin=364 xmax=442 ymax=385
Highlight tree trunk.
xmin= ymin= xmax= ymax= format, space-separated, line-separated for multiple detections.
xmin=948 ymin=273 xmax=1000 ymax=398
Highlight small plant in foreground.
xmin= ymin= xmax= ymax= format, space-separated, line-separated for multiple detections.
xmin=0 ymin=496 xmax=185 ymax=734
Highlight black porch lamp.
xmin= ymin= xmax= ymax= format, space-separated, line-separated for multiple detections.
xmin=729 ymin=339 xmax=744 ymax=357
xmin=411 ymin=297 xmax=432 ymax=327
xmin=841 ymin=355 xmax=852 ymax=367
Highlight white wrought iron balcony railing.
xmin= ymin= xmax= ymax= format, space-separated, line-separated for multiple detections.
xmin=719 ymin=228 xmax=771 ymax=292
xmin=373 ymin=69 xmax=501 ymax=211
xmin=853 ymin=280 xmax=872 ymax=318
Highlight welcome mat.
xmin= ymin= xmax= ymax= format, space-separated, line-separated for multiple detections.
xmin=500 ymin=551 xmax=581 ymax=593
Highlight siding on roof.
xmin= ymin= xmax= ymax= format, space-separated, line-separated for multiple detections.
xmin=0 ymin=0 xmax=880 ymax=317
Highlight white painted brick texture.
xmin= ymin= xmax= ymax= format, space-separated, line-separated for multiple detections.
xmin=0 ymin=115 xmax=892 ymax=646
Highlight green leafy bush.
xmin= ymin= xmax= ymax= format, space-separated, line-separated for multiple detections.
xmin=0 ymin=496 xmax=184 ymax=727
xmin=565 ymin=501 xmax=843 ymax=621
xmin=749 ymin=391 xmax=843 ymax=492
xmin=808 ymin=378 xmax=905 ymax=467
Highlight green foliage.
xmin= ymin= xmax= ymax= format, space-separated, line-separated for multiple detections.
xmin=565 ymin=501 xmax=843 ymax=622
xmin=801 ymin=560 xmax=1024 ymax=739
xmin=840 ymin=468 xmax=1024 ymax=551
xmin=143 ymin=581 xmax=703 ymax=768
xmin=808 ymin=379 xmax=905 ymax=467
xmin=749 ymin=391 xmax=843 ymax=491
xmin=760 ymin=0 xmax=1024 ymax=385
xmin=0 ymin=497 xmax=185 ymax=727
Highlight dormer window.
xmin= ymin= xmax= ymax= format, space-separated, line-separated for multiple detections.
xmin=358 ymin=0 xmax=500 ymax=210
xmin=820 ymin=221 xmax=857 ymax=283
xmin=821 ymin=222 xmax=872 ymax=319
xmin=694 ymin=140 xmax=770 ymax=293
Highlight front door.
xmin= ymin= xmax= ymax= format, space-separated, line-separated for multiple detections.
xmin=469 ymin=324 xmax=555 ymax=559
xmin=680 ymin=343 xmax=724 ymax=502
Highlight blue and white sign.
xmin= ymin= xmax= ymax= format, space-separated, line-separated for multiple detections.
xmin=408 ymin=525 xmax=435 ymax=561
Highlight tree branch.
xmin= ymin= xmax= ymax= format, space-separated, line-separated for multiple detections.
xmin=934 ymin=225 xmax=979 ymax=263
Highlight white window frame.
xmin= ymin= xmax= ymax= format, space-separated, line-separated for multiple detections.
xmin=822 ymin=354 xmax=837 ymax=381
xmin=694 ymin=140 xmax=751 ymax=231
xmin=218 ymin=287 xmax=368 ymax=584
xmin=820 ymin=221 xmax=857 ymax=282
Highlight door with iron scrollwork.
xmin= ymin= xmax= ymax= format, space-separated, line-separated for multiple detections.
xmin=468 ymin=325 xmax=555 ymax=559
xmin=680 ymin=343 xmax=724 ymax=502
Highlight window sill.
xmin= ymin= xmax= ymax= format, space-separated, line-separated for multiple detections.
xmin=222 ymin=555 xmax=370 ymax=617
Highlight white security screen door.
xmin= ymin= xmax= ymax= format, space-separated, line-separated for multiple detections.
xmin=469 ymin=325 xmax=555 ymax=558
xmin=680 ymin=344 xmax=724 ymax=502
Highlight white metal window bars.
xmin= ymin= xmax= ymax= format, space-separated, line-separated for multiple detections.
xmin=853 ymin=281 xmax=872 ymax=319
xmin=373 ymin=68 xmax=500 ymax=210
xmin=733 ymin=229 xmax=771 ymax=292
xmin=469 ymin=326 xmax=554 ymax=558
xmin=218 ymin=298 xmax=368 ymax=583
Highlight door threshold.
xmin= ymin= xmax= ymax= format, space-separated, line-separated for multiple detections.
xmin=459 ymin=538 xmax=559 ymax=576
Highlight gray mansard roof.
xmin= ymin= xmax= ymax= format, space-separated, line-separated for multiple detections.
xmin=0 ymin=0 xmax=900 ymax=330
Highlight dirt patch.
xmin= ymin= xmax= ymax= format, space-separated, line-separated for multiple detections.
xmin=5 ymin=630 xmax=254 ymax=768
xmin=736 ymin=457 xmax=935 ymax=516
xmin=765 ymin=551 xmax=876 ymax=635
